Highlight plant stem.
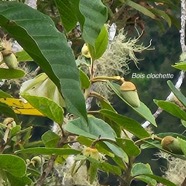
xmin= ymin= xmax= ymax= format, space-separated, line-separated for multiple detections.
xmin=88 ymin=91 xmax=108 ymax=101
xmin=134 ymin=135 xmax=162 ymax=146
xmin=120 ymin=157 xmax=135 ymax=186
xmin=91 ymin=75 xmax=124 ymax=83
xmin=35 ymin=134 xmax=69 ymax=186
xmin=91 ymin=137 xmax=117 ymax=148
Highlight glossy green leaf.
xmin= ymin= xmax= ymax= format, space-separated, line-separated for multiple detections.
xmin=0 ymin=68 xmax=25 ymax=79
xmin=131 ymin=163 xmax=157 ymax=186
xmin=0 ymin=2 xmax=87 ymax=121
xmin=100 ymin=109 xmax=150 ymax=138
xmin=79 ymin=0 xmax=108 ymax=45
xmin=64 ymin=115 xmax=116 ymax=139
xmin=15 ymin=147 xmax=80 ymax=155
xmin=142 ymin=174 xmax=176 ymax=186
xmin=109 ymin=82 xmax=157 ymax=126
xmin=172 ymin=62 xmax=186 ymax=70
xmin=88 ymin=25 xmax=108 ymax=59
xmin=0 ymin=102 xmax=18 ymax=122
xmin=0 ymin=90 xmax=12 ymax=98
xmin=116 ymin=138 xmax=141 ymax=157
xmin=7 ymin=173 xmax=32 ymax=186
xmin=54 ymin=0 xmax=78 ymax=32
xmin=0 ymin=154 xmax=26 ymax=177
xmin=79 ymin=69 xmax=90 ymax=89
xmin=167 ymin=80 xmax=186 ymax=108
xmin=42 ymin=130 xmax=60 ymax=148
xmin=21 ymin=94 xmax=64 ymax=124
xmin=16 ymin=50 xmax=32 ymax=62
xmin=154 ymin=100 xmax=186 ymax=120
xmin=126 ymin=0 xmax=156 ymax=19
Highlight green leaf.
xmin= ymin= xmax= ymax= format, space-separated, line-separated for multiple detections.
xmin=131 ymin=163 xmax=157 ymax=186
xmin=150 ymin=8 xmax=171 ymax=27
xmin=181 ymin=119 xmax=186 ymax=128
xmin=178 ymin=137 xmax=186 ymax=156
xmin=109 ymin=82 xmax=157 ymax=126
xmin=0 ymin=90 xmax=12 ymax=98
xmin=0 ymin=68 xmax=25 ymax=79
xmin=116 ymin=138 xmax=141 ymax=157
xmin=79 ymin=69 xmax=90 ymax=89
xmin=142 ymin=174 xmax=176 ymax=186
xmin=7 ymin=173 xmax=32 ymax=186
xmin=70 ymin=124 xmax=127 ymax=161
xmin=21 ymin=94 xmax=64 ymax=124
xmin=15 ymin=147 xmax=80 ymax=155
xmin=172 ymin=61 xmax=186 ymax=71
xmin=126 ymin=0 xmax=156 ymax=19
xmin=100 ymin=161 xmax=122 ymax=176
xmin=100 ymin=109 xmax=150 ymax=138
xmin=105 ymin=142 xmax=129 ymax=163
xmin=16 ymin=50 xmax=32 ymax=62
xmin=64 ymin=115 xmax=117 ymax=139
xmin=42 ymin=130 xmax=60 ymax=148
xmin=79 ymin=0 xmax=108 ymax=45
xmin=10 ymin=125 xmax=21 ymax=137
xmin=77 ymin=136 xmax=93 ymax=146
xmin=131 ymin=163 xmax=153 ymax=176
xmin=98 ymin=99 xmax=116 ymax=112
xmin=0 ymin=102 xmax=18 ymax=122
xmin=54 ymin=0 xmax=78 ymax=32
xmin=0 ymin=154 xmax=26 ymax=177
xmin=20 ymin=73 xmax=65 ymax=108
xmin=88 ymin=157 xmax=122 ymax=176
xmin=167 ymin=80 xmax=186 ymax=108
xmin=0 ymin=2 xmax=87 ymax=121
xmin=154 ymin=100 xmax=186 ymax=121
xmin=88 ymin=25 xmax=108 ymax=59
xmin=88 ymin=162 xmax=98 ymax=184
xmin=77 ymin=136 xmax=115 ymax=158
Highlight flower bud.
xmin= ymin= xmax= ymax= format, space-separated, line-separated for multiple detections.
xmin=83 ymin=147 xmax=100 ymax=160
xmin=31 ymin=156 xmax=43 ymax=167
xmin=3 ymin=117 xmax=16 ymax=128
xmin=120 ymin=81 xmax=140 ymax=107
xmin=161 ymin=136 xmax=183 ymax=154
xmin=81 ymin=44 xmax=91 ymax=58
xmin=3 ymin=52 xmax=18 ymax=69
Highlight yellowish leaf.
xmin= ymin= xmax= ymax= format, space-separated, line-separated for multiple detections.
xmin=0 ymin=98 xmax=43 ymax=116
